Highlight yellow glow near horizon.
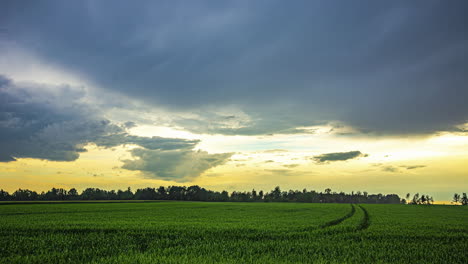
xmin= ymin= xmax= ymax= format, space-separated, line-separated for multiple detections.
xmin=1 ymin=126 xmax=468 ymax=201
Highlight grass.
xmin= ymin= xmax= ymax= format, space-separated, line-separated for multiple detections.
xmin=0 ymin=202 xmax=466 ymax=263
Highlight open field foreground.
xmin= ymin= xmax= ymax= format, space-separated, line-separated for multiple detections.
xmin=0 ymin=202 xmax=467 ymax=264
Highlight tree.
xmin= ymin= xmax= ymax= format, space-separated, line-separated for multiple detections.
xmin=453 ymin=193 xmax=461 ymax=204
xmin=252 ymin=189 xmax=257 ymax=200
xmin=168 ymin=186 xmax=186 ymax=200
xmin=68 ymin=188 xmax=79 ymax=200
xmin=3 ymin=185 xmax=403 ymax=204
xmin=271 ymin=186 xmax=281 ymax=201
xmin=461 ymin=193 xmax=468 ymax=206
xmin=157 ymin=186 xmax=167 ymax=199
xmin=81 ymin=188 xmax=107 ymax=200
xmin=43 ymin=188 xmax=67 ymax=200
xmin=384 ymin=194 xmax=401 ymax=204
xmin=135 ymin=187 xmax=157 ymax=200
xmin=220 ymin=190 xmax=229 ymax=201
xmin=186 ymin=185 xmax=208 ymax=201
xmin=0 ymin=189 xmax=10 ymax=201
xmin=117 ymin=187 xmax=134 ymax=200
xmin=12 ymin=189 xmax=38 ymax=201
xmin=420 ymin=195 xmax=427 ymax=205
xmin=412 ymin=193 xmax=420 ymax=205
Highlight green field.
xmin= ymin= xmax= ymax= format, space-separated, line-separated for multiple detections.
xmin=0 ymin=202 xmax=467 ymax=264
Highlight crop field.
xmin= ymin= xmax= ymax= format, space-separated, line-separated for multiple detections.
xmin=0 ymin=202 xmax=467 ymax=264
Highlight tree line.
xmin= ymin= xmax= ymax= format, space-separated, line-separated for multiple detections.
xmin=0 ymin=185 xmax=439 ymax=204
xmin=404 ymin=193 xmax=435 ymax=205
xmin=452 ymin=193 xmax=468 ymax=205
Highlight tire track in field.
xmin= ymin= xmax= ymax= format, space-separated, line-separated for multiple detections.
xmin=315 ymin=204 xmax=370 ymax=236
xmin=356 ymin=205 xmax=370 ymax=231
xmin=319 ymin=204 xmax=356 ymax=229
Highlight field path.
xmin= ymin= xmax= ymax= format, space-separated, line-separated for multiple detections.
xmin=319 ymin=204 xmax=356 ymax=229
xmin=315 ymin=204 xmax=371 ymax=235
xmin=356 ymin=205 xmax=370 ymax=231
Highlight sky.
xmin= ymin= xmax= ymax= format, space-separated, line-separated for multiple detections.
xmin=1 ymin=0 xmax=467 ymax=201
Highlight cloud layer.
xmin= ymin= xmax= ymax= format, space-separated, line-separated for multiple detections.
xmin=0 ymin=75 xmax=230 ymax=179
xmin=0 ymin=75 xmax=118 ymax=161
xmin=1 ymin=1 xmax=468 ymax=135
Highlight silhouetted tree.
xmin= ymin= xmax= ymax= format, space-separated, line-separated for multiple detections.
xmin=220 ymin=190 xmax=229 ymax=201
xmin=12 ymin=189 xmax=38 ymax=201
xmin=185 ymin=185 xmax=209 ymax=201
xmin=269 ymin=186 xmax=281 ymax=201
xmin=168 ymin=186 xmax=186 ymax=200
xmin=157 ymin=186 xmax=167 ymax=199
xmin=453 ymin=193 xmax=461 ymax=205
xmin=420 ymin=195 xmax=427 ymax=204
xmin=411 ymin=193 xmax=420 ymax=204
xmin=43 ymin=188 xmax=68 ymax=200
xmin=135 ymin=187 xmax=158 ymax=200
xmin=461 ymin=193 xmax=468 ymax=206
xmin=0 ymin=189 xmax=10 ymax=201
xmin=5 ymin=185 xmax=407 ymax=204
xmin=67 ymin=188 xmax=79 ymax=200
xmin=117 ymin=187 xmax=134 ymax=200
xmin=252 ymin=189 xmax=257 ymax=200
xmin=258 ymin=190 xmax=264 ymax=201
xmin=408 ymin=193 xmax=434 ymax=205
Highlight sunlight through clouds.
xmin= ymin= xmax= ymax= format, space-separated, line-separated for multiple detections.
xmin=1 ymin=1 xmax=468 ymax=201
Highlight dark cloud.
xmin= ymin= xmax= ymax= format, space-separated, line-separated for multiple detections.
xmin=0 ymin=75 xmax=231 ymax=179
xmin=313 ymin=151 xmax=368 ymax=163
xmin=0 ymin=153 xmax=16 ymax=162
xmin=122 ymin=149 xmax=233 ymax=180
xmin=401 ymin=165 xmax=426 ymax=170
xmin=1 ymin=1 xmax=468 ymax=135
xmin=0 ymin=75 xmax=119 ymax=162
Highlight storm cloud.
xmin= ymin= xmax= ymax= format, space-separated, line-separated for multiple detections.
xmin=313 ymin=151 xmax=368 ymax=163
xmin=0 ymin=75 xmax=230 ymax=179
xmin=1 ymin=1 xmax=468 ymax=135
xmin=0 ymin=75 xmax=117 ymax=162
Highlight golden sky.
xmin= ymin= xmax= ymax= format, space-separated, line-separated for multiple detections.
xmin=1 ymin=124 xmax=467 ymax=201
xmin=2 ymin=2 xmax=468 ymax=202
